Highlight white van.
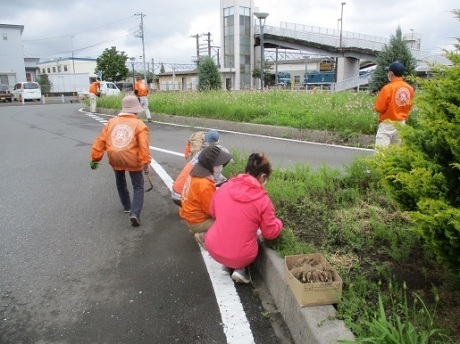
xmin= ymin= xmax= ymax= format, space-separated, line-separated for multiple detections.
xmin=100 ymin=81 xmax=120 ymax=97
xmin=12 ymin=82 xmax=42 ymax=101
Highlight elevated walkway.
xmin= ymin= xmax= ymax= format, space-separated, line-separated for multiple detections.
xmin=256 ymin=22 xmax=447 ymax=62
xmin=254 ymin=22 xmax=451 ymax=91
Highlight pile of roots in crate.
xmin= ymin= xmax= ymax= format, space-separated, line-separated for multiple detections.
xmin=289 ymin=256 xmax=335 ymax=283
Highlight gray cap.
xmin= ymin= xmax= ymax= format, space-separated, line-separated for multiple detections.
xmin=190 ymin=145 xmax=232 ymax=177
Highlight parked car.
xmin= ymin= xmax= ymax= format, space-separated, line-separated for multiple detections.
xmin=12 ymin=82 xmax=42 ymax=101
xmin=0 ymin=85 xmax=13 ymax=102
xmin=116 ymin=82 xmax=134 ymax=92
xmin=100 ymin=81 xmax=120 ymax=97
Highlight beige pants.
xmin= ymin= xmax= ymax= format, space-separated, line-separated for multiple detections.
xmin=186 ymin=218 xmax=214 ymax=235
xmin=375 ymin=120 xmax=405 ymax=148
xmin=89 ymin=93 xmax=97 ymax=112
xmin=138 ymin=96 xmax=151 ymax=120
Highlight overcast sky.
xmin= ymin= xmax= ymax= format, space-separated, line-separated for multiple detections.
xmin=1 ymin=0 xmax=458 ymax=71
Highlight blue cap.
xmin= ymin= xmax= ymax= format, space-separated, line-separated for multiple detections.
xmin=385 ymin=61 xmax=405 ymax=76
xmin=205 ymin=130 xmax=219 ymax=144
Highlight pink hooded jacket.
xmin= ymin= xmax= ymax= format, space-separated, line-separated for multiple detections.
xmin=205 ymin=173 xmax=283 ymax=269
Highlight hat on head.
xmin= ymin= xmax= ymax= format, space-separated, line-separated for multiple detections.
xmin=121 ymin=95 xmax=144 ymax=114
xmin=191 ymin=145 xmax=232 ymax=177
xmin=205 ymin=130 xmax=220 ymax=144
xmin=385 ymin=61 xmax=405 ymax=77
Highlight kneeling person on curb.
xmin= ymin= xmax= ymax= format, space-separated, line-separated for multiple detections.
xmin=179 ymin=145 xmax=232 ymax=235
xmin=90 ymin=95 xmax=152 ymax=227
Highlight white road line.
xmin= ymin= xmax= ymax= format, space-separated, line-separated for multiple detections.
xmin=84 ymin=109 xmax=254 ymax=344
xmin=151 ymin=147 xmax=184 ymax=158
xmin=148 ymin=157 xmax=255 ymax=344
xmin=81 ymin=109 xmax=374 ymax=152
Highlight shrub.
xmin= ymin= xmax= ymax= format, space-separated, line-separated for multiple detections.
xmin=370 ymin=51 xmax=460 ymax=274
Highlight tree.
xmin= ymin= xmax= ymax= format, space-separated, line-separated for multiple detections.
xmin=160 ymin=63 xmax=165 ymax=74
xmin=369 ymin=26 xmax=417 ymax=92
xmin=37 ymin=74 xmax=51 ymax=93
xmin=96 ymin=46 xmax=129 ymax=82
xmin=198 ymin=56 xmax=222 ymax=91
xmin=370 ymin=12 xmax=460 ymax=274
xmin=252 ymin=60 xmax=273 ymax=87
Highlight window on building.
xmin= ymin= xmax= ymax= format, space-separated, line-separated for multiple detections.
xmin=223 ymin=7 xmax=235 ymax=69
xmin=52 ymin=67 xmax=56 ymax=73
xmin=47 ymin=68 xmax=51 ymax=73
xmin=2 ymin=33 xmax=7 ymax=40
xmin=295 ymin=75 xmax=300 ymax=83
xmin=42 ymin=69 xmax=46 ymax=74
xmin=64 ymin=65 xmax=68 ymax=72
xmin=239 ymin=6 xmax=251 ymax=89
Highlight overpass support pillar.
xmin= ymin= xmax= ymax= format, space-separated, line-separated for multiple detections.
xmin=336 ymin=57 xmax=360 ymax=83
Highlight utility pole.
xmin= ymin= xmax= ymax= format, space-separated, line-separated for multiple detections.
xmin=135 ymin=12 xmax=147 ymax=83
xmin=202 ymin=32 xmax=212 ymax=56
xmin=151 ymin=58 xmax=155 ymax=89
xmin=190 ymin=34 xmax=200 ymax=66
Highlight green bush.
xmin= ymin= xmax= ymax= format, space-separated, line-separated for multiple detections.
xmin=370 ymin=52 xmax=460 ymax=274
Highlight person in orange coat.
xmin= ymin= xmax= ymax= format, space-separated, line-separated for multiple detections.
xmin=90 ymin=95 xmax=151 ymax=227
xmin=374 ymin=61 xmax=415 ymax=148
xmin=179 ymin=145 xmax=232 ymax=236
xmin=88 ymin=79 xmax=100 ymax=113
xmin=134 ymin=76 xmax=152 ymax=122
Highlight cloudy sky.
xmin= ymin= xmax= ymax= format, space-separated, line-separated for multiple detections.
xmin=1 ymin=0 xmax=458 ymax=71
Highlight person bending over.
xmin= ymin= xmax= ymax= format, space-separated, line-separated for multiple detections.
xmin=198 ymin=153 xmax=283 ymax=284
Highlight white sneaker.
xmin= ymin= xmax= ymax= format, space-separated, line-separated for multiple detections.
xmin=231 ymin=269 xmax=250 ymax=284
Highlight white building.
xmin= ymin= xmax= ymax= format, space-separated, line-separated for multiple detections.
xmin=0 ymin=24 xmax=28 ymax=86
xmin=37 ymin=57 xmax=97 ymax=77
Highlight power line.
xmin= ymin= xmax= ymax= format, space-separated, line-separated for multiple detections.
xmin=22 ymin=16 xmax=136 ymax=42
xmin=24 ymin=29 xmax=139 ymax=59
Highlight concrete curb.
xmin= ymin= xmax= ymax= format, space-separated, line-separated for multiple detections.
xmin=149 ymin=113 xmax=374 ymax=148
xmin=254 ymin=247 xmax=355 ymax=344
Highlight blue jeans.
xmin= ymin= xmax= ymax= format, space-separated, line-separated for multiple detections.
xmin=114 ymin=170 xmax=144 ymax=219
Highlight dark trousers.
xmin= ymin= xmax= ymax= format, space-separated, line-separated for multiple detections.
xmin=114 ymin=170 xmax=144 ymax=219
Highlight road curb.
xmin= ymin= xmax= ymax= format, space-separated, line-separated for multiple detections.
xmin=149 ymin=112 xmax=373 ymax=148
xmin=254 ymin=247 xmax=355 ymax=344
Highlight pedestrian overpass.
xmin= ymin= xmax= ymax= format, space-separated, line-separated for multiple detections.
xmin=255 ymin=22 xmax=451 ymax=91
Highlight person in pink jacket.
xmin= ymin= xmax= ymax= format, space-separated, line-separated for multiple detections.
xmin=199 ymin=153 xmax=283 ymax=284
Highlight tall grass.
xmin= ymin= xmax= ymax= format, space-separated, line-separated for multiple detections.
xmin=95 ymin=90 xmax=382 ymax=136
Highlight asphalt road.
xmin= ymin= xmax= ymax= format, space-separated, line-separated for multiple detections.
xmin=0 ymin=102 xmax=372 ymax=343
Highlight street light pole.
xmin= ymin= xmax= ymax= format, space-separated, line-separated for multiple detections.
xmin=339 ymin=2 xmax=346 ymax=48
xmin=71 ymin=35 xmax=75 ymax=73
xmin=130 ymin=57 xmax=136 ymax=90
xmin=254 ymin=12 xmax=269 ymax=90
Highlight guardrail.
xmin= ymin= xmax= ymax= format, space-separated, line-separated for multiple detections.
xmin=332 ymin=73 xmax=372 ymax=92
xmin=256 ymin=22 xmax=447 ymax=61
